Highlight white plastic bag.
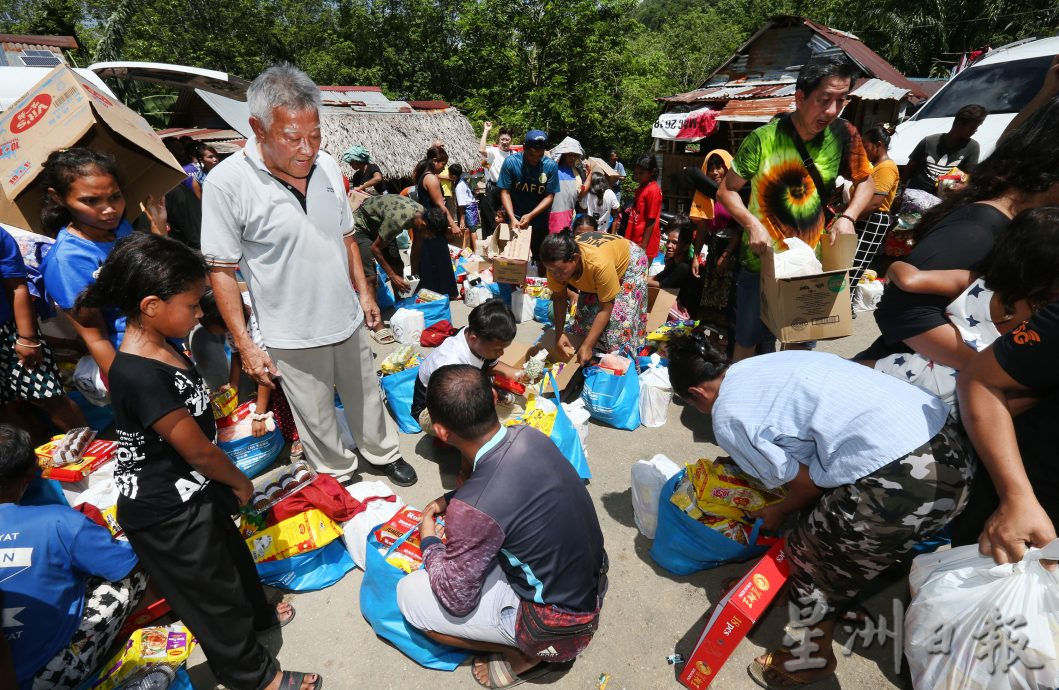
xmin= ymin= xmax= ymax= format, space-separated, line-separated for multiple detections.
xmin=342 ymin=481 xmax=404 ymax=569
xmin=390 ymin=308 xmax=425 ymax=345
xmin=630 ymin=454 xmax=681 ymax=539
xmin=74 ymin=355 xmax=110 ymax=406
xmin=854 ymin=277 xmax=884 ymax=312
xmin=773 ymin=237 xmax=822 ymax=279
xmin=905 ymin=544 xmax=1059 ymax=690
xmin=638 ymin=357 xmax=672 ymax=428
xmin=464 ymin=285 xmax=492 ymax=308
xmin=511 ymin=290 xmax=536 ymax=323
xmin=561 ymin=398 xmax=591 ymax=456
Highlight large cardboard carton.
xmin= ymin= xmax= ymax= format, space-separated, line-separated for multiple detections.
xmin=502 ymin=329 xmax=585 ymax=392
xmin=586 ymin=156 xmax=621 ymax=185
xmin=646 ymin=286 xmax=678 ymax=333
xmin=0 ymin=65 xmax=187 ymax=233
xmin=759 ymin=234 xmax=857 ymax=343
xmin=485 ymin=223 xmax=532 ymax=284
xmin=679 ymin=540 xmax=790 ymax=689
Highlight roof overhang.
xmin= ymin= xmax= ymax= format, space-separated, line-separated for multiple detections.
xmin=88 ymin=61 xmax=250 ymax=99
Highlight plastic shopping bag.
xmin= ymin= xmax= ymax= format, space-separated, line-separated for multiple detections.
xmin=256 ymin=539 xmax=356 ymax=591
xmin=630 ymin=454 xmax=681 ymax=539
xmin=361 ymin=525 xmax=470 ymax=670
xmin=396 ymin=295 xmax=452 ymax=327
xmin=638 ymin=358 xmax=672 ymax=428
xmin=216 ymin=402 xmax=284 ymax=478
xmin=581 ymin=357 xmax=640 ymax=431
xmin=511 ymin=290 xmax=536 ymax=323
xmin=342 ymin=481 xmax=403 ymax=569
xmin=464 ymin=284 xmax=492 ymax=308
xmin=376 ymin=271 xmax=396 ymax=311
xmin=508 ymin=372 xmax=590 ymax=480
xmin=533 ymin=298 xmax=553 ymax=326
xmin=905 ymin=544 xmax=1059 ymax=690
xmin=649 ymin=470 xmax=769 ymax=575
xmin=391 ymin=308 xmax=426 ymax=345
xmin=380 ymin=366 xmax=422 ymax=434
xmin=773 ymin=237 xmax=822 ymax=279
xmin=561 ymin=398 xmax=591 ymax=456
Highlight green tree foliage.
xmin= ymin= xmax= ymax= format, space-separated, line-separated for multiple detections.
xmin=2 ymin=0 xmax=1053 ymax=154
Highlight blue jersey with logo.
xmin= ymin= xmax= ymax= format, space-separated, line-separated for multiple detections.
xmin=497 ymin=153 xmax=560 ymax=232
xmin=40 ymin=220 xmax=133 ymax=346
xmin=0 ymin=503 xmax=137 ymax=688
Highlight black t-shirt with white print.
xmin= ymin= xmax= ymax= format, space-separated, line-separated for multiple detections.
xmin=110 ymin=350 xmax=231 ymax=531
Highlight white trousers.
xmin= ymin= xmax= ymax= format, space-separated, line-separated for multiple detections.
xmin=270 ymin=326 xmax=400 ymax=480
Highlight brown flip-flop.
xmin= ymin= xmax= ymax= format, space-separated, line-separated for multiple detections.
xmin=747 ymin=648 xmax=834 ymax=689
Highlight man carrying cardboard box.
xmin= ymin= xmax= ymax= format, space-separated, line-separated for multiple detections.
xmin=717 ymin=55 xmax=874 ymax=362
xmin=497 ymin=130 xmax=560 ymax=264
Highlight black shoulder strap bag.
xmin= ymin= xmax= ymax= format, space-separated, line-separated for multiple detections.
xmin=781 ymin=114 xmax=837 ymax=224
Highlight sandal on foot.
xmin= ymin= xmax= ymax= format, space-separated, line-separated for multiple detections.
xmin=261 ymin=603 xmax=296 ymax=633
xmin=278 ymin=671 xmax=323 ymax=690
xmin=747 ymin=648 xmax=834 ymax=689
xmin=472 ymin=654 xmax=552 ymax=689
xmin=370 ymin=328 xmax=396 ymax=345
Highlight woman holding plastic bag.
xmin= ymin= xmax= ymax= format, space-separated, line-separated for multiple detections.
xmin=541 ymin=229 xmax=648 ymax=364
xmin=668 ymin=333 xmax=975 ymax=688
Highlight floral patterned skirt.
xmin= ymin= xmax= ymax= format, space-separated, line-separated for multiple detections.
xmin=567 ymin=242 xmax=649 ymax=354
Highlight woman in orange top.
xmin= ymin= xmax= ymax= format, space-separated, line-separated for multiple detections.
xmin=851 ymin=126 xmax=900 ymax=304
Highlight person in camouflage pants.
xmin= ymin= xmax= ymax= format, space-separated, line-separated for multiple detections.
xmin=665 ymin=341 xmax=978 ymax=689
xmin=787 ymin=418 xmax=975 ymax=609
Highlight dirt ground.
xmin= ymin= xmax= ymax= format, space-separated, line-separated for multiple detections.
xmin=187 ymin=302 xmax=914 ymax=690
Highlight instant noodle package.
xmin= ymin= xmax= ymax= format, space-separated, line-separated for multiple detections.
xmin=669 ymin=458 xmax=786 ymax=544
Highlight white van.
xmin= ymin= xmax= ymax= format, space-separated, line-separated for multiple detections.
xmin=889 ymin=37 xmax=1059 ymax=165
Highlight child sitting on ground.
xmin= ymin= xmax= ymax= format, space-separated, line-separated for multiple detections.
xmin=412 ymin=299 xmax=522 ymax=430
xmin=195 ymin=289 xmax=301 ymax=449
xmin=873 ymin=207 xmax=1059 ymax=406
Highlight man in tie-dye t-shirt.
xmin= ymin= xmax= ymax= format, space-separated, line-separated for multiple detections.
xmin=718 ymin=55 xmax=874 ymax=361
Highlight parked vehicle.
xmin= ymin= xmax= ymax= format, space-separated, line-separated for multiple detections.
xmin=889 ymin=36 xmax=1059 ymax=165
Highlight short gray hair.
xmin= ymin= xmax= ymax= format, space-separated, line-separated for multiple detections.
xmin=247 ymin=63 xmax=321 ymax=128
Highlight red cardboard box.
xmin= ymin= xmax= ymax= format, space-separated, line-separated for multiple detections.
xmin=679 ymin=540 xmax=790 ymax=689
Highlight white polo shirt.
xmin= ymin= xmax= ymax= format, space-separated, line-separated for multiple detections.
xmin=201 ymin=136 xmax=362 ymax=349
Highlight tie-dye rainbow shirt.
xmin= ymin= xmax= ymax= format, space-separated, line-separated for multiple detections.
xmin=732 ymin=116 xmax=871 ymax=272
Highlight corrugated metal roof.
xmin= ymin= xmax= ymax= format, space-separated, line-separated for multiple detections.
xmin=715 ymin=96 xmax=795 ymax=122
xmin=658 ymin=82 xmax=795 ymax=104
xmin=0 ymin=34 xmax=78 ymax=49
xmin=802 ymin=18 xmax=928 ymax=100
xmin=850 ymin=78 xmax=910 ymax=101
xmin=406 ymin=100 xmax=450 ymax=110
xmin=319 ymin=87 xmax=396 ymax=108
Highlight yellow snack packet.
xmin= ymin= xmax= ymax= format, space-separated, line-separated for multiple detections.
xmin=688 ymin=458 xmax=785 ymax=520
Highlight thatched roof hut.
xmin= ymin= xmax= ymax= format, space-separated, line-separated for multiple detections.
xmin=317 ymin=87 xmax=479 ymax=182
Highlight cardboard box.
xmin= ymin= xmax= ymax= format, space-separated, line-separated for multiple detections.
xmin=244 ymin=508 xmax=343 ymax=563
xmin=646 ymin=286 xmax=678 ymax=333
xmin=348 ymin=189 xmax=371 ymax=212
xmin=0 ymin=65 xmax=187 ymax=233
xmin=36 ymin=436 xmax=119 ymax=482
xmin=680 ymin=540 xmax=790 ymax=689
xmin=502 ymin=329 xmax=585 ymax=392
xmin=759 ymin=234 xmax=857 ymax=343
xmin=586 ymin=156 xmax=621 ymax=185
xmin=485 ymin=223 xmax=531 ymax=284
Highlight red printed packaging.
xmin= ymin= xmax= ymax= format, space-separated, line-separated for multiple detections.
xmin=679 ymin=540 xmax=790 ymax=689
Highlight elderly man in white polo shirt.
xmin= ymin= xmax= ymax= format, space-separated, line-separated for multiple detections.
xmin=200 ymin=63 xmax=417 ymax=487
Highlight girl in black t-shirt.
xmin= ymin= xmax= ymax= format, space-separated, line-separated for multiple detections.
xmin=76 ymin=233 xmax=322 ymax=690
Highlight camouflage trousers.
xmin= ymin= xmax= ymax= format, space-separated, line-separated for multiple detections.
xmin=786 ymin=419 xmax=976 ymax=616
